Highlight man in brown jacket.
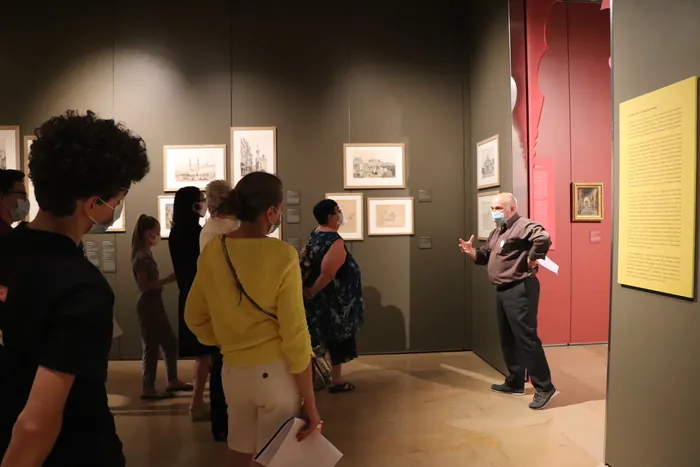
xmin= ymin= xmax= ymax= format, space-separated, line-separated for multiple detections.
xmin=460 ymin=192 xmax=558 ymax=410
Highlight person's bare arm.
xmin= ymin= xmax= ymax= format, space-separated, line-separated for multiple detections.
xmin=136 ymin=271 xmax=174 ymax=292
xmin=306 ymin=239 xmax=346 ymax=298
xmin=1 ymin=367 xmax=75 ymax=467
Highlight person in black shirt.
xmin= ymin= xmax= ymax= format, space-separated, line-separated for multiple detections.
xmin=0 ymin=110 xmax=150 ymax=467
xmin=168 ymin=186 xmax=215 ymax=421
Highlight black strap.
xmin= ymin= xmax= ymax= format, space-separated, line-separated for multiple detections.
xmin=220 ymin=235 xmax=278 ymax=321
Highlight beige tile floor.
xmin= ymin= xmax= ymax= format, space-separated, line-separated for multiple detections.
xmin=107 ymin=345 xmax=608 ymax=467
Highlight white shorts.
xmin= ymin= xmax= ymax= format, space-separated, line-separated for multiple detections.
xmin=222 ymin=360 xmax=301 ymax=454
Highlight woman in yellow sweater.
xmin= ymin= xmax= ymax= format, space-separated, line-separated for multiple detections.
xmin=185 ymin=172 xmax=321 ymax=467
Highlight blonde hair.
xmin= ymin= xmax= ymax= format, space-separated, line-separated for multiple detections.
xmin=205 ymin=179 xmax=232 ymax=213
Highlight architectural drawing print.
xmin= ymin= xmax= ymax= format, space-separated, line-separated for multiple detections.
xmin=231 ymin=127 xmax=277 ymax=184
xmin=344 ymin=144 xmax=405 ymax=189
xmin=163 ymin=145 xmax=227 ymax=192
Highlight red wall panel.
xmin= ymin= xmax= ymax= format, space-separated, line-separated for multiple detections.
xmin=525 ymin=1 xmax=611 ymax=344
xmin=529 ymin=2 xmax=571 ymax=344
xmin=568 ymin=5 xmax=612 ymax=343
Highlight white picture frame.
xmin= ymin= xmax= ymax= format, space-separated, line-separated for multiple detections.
xmin=476 ymin=135 xmax=500 ymax=189
xmin=326 ymin=192 xmax=364 ymax=241
xmin=163 ymin=144 xmax=227 ymax=192
xmin=343 ymin=143 xmax=406 ymax=189
xmin=477 ymin=190 xmax=499 ymax=241
xmin=231 ymin=127 xmax=277 ymax=185
xmin=158 ymin=195 xmax=207 ymax=239
xmin=107 ymin=202 xmax=126 ymax=233
xmin=23 ymin=136 xmax=38 ymax=222
xmin=367 ymin=197 xmax=414 ymax=236
xmin=0 ymin=126 xmax=20 ymax=172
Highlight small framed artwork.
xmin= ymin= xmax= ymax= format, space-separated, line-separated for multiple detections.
xmin=23 ymin=136 xmax=38 ymax=222
xmin=163 ymin=144 xmax=227 ymax=192
xmin=107 ymin=202 xmax=126 ymax=233
xmin=0 ymin=126 xmax=21 ymax=171
xmin=343 ymin=143 xmax=405 ymax=189
xmin=158 ymin=195 xmax=207 ymax=238
xmin=285 ymin=207 xmax=301 ymax=224
xmin=326 ymin=193 xmax=364 ymax=241
xmin=476 ymin=135 xmax=500 ymax=189
xmin=367 ymin=197 xmax=414 ymax=236
xmin=477 ymin=191 xmax=499 ymax=240
xmin=572 ymin=182 xmax=603 ymax=222
xmin=231 ymin=127 xmax=277 ymax=185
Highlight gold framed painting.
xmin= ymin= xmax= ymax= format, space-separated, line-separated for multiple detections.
xmin=572 ymin=182 xmax=603 ymax=222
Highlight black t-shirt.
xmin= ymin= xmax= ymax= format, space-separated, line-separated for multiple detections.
xmin=0 ymin=228 xmax=123 ymax=466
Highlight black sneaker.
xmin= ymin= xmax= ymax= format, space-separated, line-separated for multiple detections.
xmin=491 ymin=383 xmax=525 ymax=396
xmin=529 ymin=388 xmax=559 ymax=410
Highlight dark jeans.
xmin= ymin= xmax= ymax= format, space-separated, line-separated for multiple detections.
xmin=496 ymin=276 xmax=553 ymax=393
xmin=209 ymin=351 xmax=228 ymax=438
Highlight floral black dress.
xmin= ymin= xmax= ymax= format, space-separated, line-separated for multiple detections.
xmin=301 ymin=230 xmax=364 ymax=362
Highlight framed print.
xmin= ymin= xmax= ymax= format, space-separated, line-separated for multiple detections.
xmin=231 ymin=127 xmax=277 ymax=185
xmin=572 ymin=182 xmax=603 ymax=222
xmin=23 ymin=136 xmax=38 ymax=222
xmin=326 ymin=192 xmax=364 ymax=241
xmin=343 ymin=143 xmax=405 ymax=189
xmin=163 ymin=144 xmax=227 ymax=192
xmin=367 ymin=197 xmax=414 ymax=236
xmin=0 ymin=126 xmax=20 ymax=171
xmin=158 ymin=195 xmax=207 ymax=238
xmin=107 ymin=202 xmax=126 ymax=233
xmin=477 ymin=191 xmax=499 ymax=240
xmin=476 ymin=135 xmax=500 ymax=189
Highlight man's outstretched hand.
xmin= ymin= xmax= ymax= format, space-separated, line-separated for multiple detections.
xmin=459 ymin=235 xmax=476 ymax=258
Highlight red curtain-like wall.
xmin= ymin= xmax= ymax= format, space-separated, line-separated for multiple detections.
xmin=526 ymin=0 xmax=611 ymax=344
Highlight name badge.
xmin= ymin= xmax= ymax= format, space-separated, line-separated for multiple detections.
xmin=500 ymin=240 xmax=505 ymax=248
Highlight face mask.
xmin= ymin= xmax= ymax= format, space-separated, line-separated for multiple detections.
xmin=193 ymin=202 xmax=207 ymax=217
xmin=88 ymin=199 xmax=124 ymax=234
xmin=337 ymin=212 xmax=344 ymax=226
xmin=150 ymin=233 xmax=161 ymax=247
xmin=10 ymin=199 xmax=30 ymax=222
xmin=268 ymin=207 xmax=282 ymax=235
xmin=491 ymin=211 xmax=506 ymax=226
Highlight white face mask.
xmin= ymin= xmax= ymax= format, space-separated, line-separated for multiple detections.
xmin=9 ymin=198 xmax=30 ymax=222
xmin=337 ymin=212 xmax=344 ymax=226
xmin=268 ymin=207 xmax=282 ymax=235
xmin=88 ymin=199 xmax=123 ymax=234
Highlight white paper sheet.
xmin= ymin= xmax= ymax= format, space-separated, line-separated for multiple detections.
xmin=256 ymin=418 xmax=343 ymax=467
xmin=537 ymin=256 xmax=559 ymax=275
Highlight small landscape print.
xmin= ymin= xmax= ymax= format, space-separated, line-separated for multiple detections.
xmin=163 ymin=145 xmax=227 ymax=192
xmin=572 ymin=183 xmax=603 ymax=222
xmin=344 ymin=144 xmax=405 ymax=189
xmin=231 ymin=127 xmax=277 ymax=184
xmin=326 ymin=193 xmax=363 ymax=241
xmin=477 ymin=191 xmax=499 ymax=240
xmin=158 ymin=196 xmax=207 ymax=238
xmin=367 ymin=197 xmax=414 ymax=236
xmin=476 ymin=135 xmax=500 ymax=189
xmin=0 ymin=127 xmax=19 ymax=171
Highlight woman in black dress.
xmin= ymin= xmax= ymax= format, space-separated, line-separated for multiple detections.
xmin=168 ymin=186 xmax=214 ymax=421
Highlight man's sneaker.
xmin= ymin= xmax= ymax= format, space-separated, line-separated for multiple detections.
xmin=491 ymin=383 xmax=525 ymax=396
xmin=529 ymin=387 xmax=559 ymax=410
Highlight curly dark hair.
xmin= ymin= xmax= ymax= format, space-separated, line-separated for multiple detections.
xmin=29 ymin=110 xmax=150 ymax=216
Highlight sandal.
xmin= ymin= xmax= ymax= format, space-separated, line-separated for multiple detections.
xmin=140 ymin=391 xmax=174 ymax=400
xmin=328 ymin=382 xmax=356 ymax=394
xmin=167 ymin=382 xmax=194 ymax=392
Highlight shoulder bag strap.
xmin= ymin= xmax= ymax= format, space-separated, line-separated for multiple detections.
xmin=220 ymin=235 xmax=278 ymax=321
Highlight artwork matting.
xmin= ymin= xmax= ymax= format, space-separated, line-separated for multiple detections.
xmin=163 ymin=144 xmax=227 ymax=192
xmin=230 ymin=127 xmax=277 ymax=185
xmin=343 ymin=143 xmax=406 ymax=189
xmin=476 ymin=135 xmax=500 ymax=189
xmin=326 ymin=192 xmax=364 ymax=241
xmin=477 ymin=190 xmax=499 ymax=241
xmin=367 ymin=197 xmax=414 ymax=236
xmin=0 ymin=126 xmax=21 ymax=172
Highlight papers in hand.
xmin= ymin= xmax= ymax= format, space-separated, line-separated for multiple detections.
xmin=537 ymin=256 xmax=559 ymax=275
xmin=256 ymin=418 xmax=343 ymax=467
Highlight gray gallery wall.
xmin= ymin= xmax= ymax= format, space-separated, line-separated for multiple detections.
xmin=605 ymin=1 xmax=700 ymax=466
xmin=0 ymin=0 xmax=474 ymax=359
xmin=466 ymin=0 xmax=514 ymax=374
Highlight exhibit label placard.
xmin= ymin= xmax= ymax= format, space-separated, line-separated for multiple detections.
xmin=618 ymin=76 xmax=698 ymax=298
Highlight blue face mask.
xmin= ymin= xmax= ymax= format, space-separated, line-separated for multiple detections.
xmin=491 ymin=211 xmax=506 ymax=226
